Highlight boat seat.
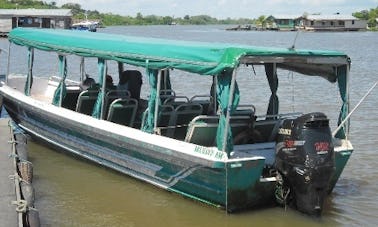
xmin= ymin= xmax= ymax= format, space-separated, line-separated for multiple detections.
xmin=103 ymin=89 xmax=130 ymax=119
xmin=156 ymin=105 xmax=176 ymax=137
xmin=171 ymin=103 xmax=203 ymax=140
xmin=160 ymin=89 xmax=176 ymax=103
xmin=185 ymin=115 xmax=219 ymax=146
xmin=107 ymin=98 xmax=138 ymax=127
xmin=232 ymin=104 xmax=256 ymax=117
xmin=190 ymin=95 xmax=213 ymax=115
xmin=230 ymin=115 xmax=253 ymax=136
xmin=163 ymin=95 xmax=189 ymax=108
xmin=185 ymin=115 xmax=252 ymax=146
xmin=75 ymin=90 xmax=99 ymax=115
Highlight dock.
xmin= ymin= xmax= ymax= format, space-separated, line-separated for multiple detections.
xmin=0 ymin=118 xmax=40 ymax=227
xmin=0 ymin=118 xmax=18 ymax=226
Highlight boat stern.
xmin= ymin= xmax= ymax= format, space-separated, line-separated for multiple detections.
xmin=225 ymin=156 xmax=276 ymax=212
xmin=328 ymin=139 xmax=353 ymax=193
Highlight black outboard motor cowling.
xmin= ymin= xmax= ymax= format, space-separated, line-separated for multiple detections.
xmin=275 ymin=112 xmax=335 ymax=216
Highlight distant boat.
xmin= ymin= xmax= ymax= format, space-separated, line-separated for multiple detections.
xmin=71 ymin=21 xmax=97 ymax=32
xmin=226 ymin=24 xmax=258 ymax=31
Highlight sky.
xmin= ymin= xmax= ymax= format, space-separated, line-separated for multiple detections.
xmin=53 ymin=0 xmax=378 ymax=19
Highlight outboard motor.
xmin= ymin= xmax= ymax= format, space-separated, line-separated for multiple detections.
xmin=274 ymin=112 xmax=335 ymax=216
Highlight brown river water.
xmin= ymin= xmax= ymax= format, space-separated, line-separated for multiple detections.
xmin=1 ymin=25 xmax=377 ymax=226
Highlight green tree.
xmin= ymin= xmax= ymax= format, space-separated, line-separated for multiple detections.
xmin=136 ymin=12 xmax=143 ymax=20
xmin=163 ymin=16 xmax=174 ymax=25
xmin=353 ymin=7 xmax=378 ymax=29
xmin=353 ymin=10 xmax=369 ymax=20
xmin=62 ymin=3 xmax=83 ymax=16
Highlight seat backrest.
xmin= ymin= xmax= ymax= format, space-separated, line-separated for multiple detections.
xmin=160 ymin=89 xmax=175 ymax=103
xmin=106 ymin=98 xmax=138 ymax=127
xmin=190 ymin=95 xmax=212 ymax=115
xmin=185 ymin=115 xmax=251 ymax=147
xmin=185 ymin=115 xmax=219 ymax=146
xmin=156 ymin=105 xmax=175 ymax=137
xmin=163 ymin=95 xmax=189 ymax=108
xmin=103 ymin=89 xmax=130 ymax=119
xmin=75 ymin=90 xmax=99 ymax=115
xmin=229 ymin=115 xmax=251 ymax=135
xmin=139 ymin=105 xmax=175 ymax=134
xmin=173 ymin=103 xmax=203 ymax=140
xmin=157 ymin=105 xmax=175 ymax=126
xmin=232 ymin=104 xmax=256 ymax=117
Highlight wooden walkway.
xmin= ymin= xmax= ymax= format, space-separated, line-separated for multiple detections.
xmin=0 ymin=118 xmax=17 ymax=226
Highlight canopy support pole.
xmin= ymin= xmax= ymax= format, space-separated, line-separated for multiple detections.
xmin=154 ymin=70 xmax=162 ymax=132
xmin=100 ymin=60 xmax=107 ymax=120
xmin=222 ymin=68 xmax=237 ymax=156
xmin=212 ymin=75 xmax=218 ymax=114
xmin=80 ymin=57 xmax=85 ymax=82
xmin=118 ymin=62 xmax=124 ymax=80
xmin=346 ymin=63 xmax=350 ymax=136
xmin=6 ymin=42 xmax=11 ymax=84
xmin=25 ymin=47 xmax=34 ymax=96
xmin=59 ymin=55 xmax=66 ymax=106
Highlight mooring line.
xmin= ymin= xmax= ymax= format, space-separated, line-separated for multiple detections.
xmin=333 ymin=80 xmax=378 ymax=137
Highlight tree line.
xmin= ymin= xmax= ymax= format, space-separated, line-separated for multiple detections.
xmin=63 ymin=3 xmax=255 ymax=26
xmin=1 ymin=0 xmax=377 ymax=28
xmin=353 ymin=7 xmax=378 ymax=29
xmin=0 ymin=0 xmax=254 ymax=25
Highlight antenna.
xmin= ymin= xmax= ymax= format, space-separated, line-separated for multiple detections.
xmin=290 ymin=30 xmax=300 ymax=50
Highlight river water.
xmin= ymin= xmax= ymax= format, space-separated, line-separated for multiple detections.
xmin=1 ymin=25 xmax=377 ymax=226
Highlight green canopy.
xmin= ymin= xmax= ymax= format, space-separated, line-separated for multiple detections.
xmin=9 ymin=28 xmax=348 ymax=76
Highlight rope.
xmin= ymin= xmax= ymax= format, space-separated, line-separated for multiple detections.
xmin=332 ymin=80 xmax=378 ymax=137
xmin=274 ymin=172 xmax=291 ymax=209
xmin=8 ymin=153 xmax=18 ymax=159
xmin=9 ymin=174 xmax=30 ymax=185
xmin=7 ymin=139 xmax=18 ymax=145
xmin=11 ymin=200 xmax=28 ymax=213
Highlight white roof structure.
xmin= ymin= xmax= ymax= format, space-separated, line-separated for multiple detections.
xmin=267 ymin=15 xmax=302 ymax=20
xmin=304 ymin=14 xmax=358 ymax=21
xmin=0 ymin=9 xmax=72 ymax=17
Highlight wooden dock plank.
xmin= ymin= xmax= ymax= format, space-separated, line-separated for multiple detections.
xmin=0 ymin=118 xmax=17 ymax=226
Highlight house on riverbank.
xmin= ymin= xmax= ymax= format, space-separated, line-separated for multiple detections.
xmin=301 ymin=14 xmax=367 ymax=31
xmin=0 ymin=9 xmax=72 ymax=36
xmin=265 ymin=15 xmax=302 ymax=31
xmin=263 ymin=14 xmax=367 ymax=32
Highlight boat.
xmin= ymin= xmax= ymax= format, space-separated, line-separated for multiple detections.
xmin=71 ymin=20 xmax=98 ymax=32
xmin=0 ymin=28 xmax=353 ymax=216
xmin=226 ymin=24 xmax=257 ymax=31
